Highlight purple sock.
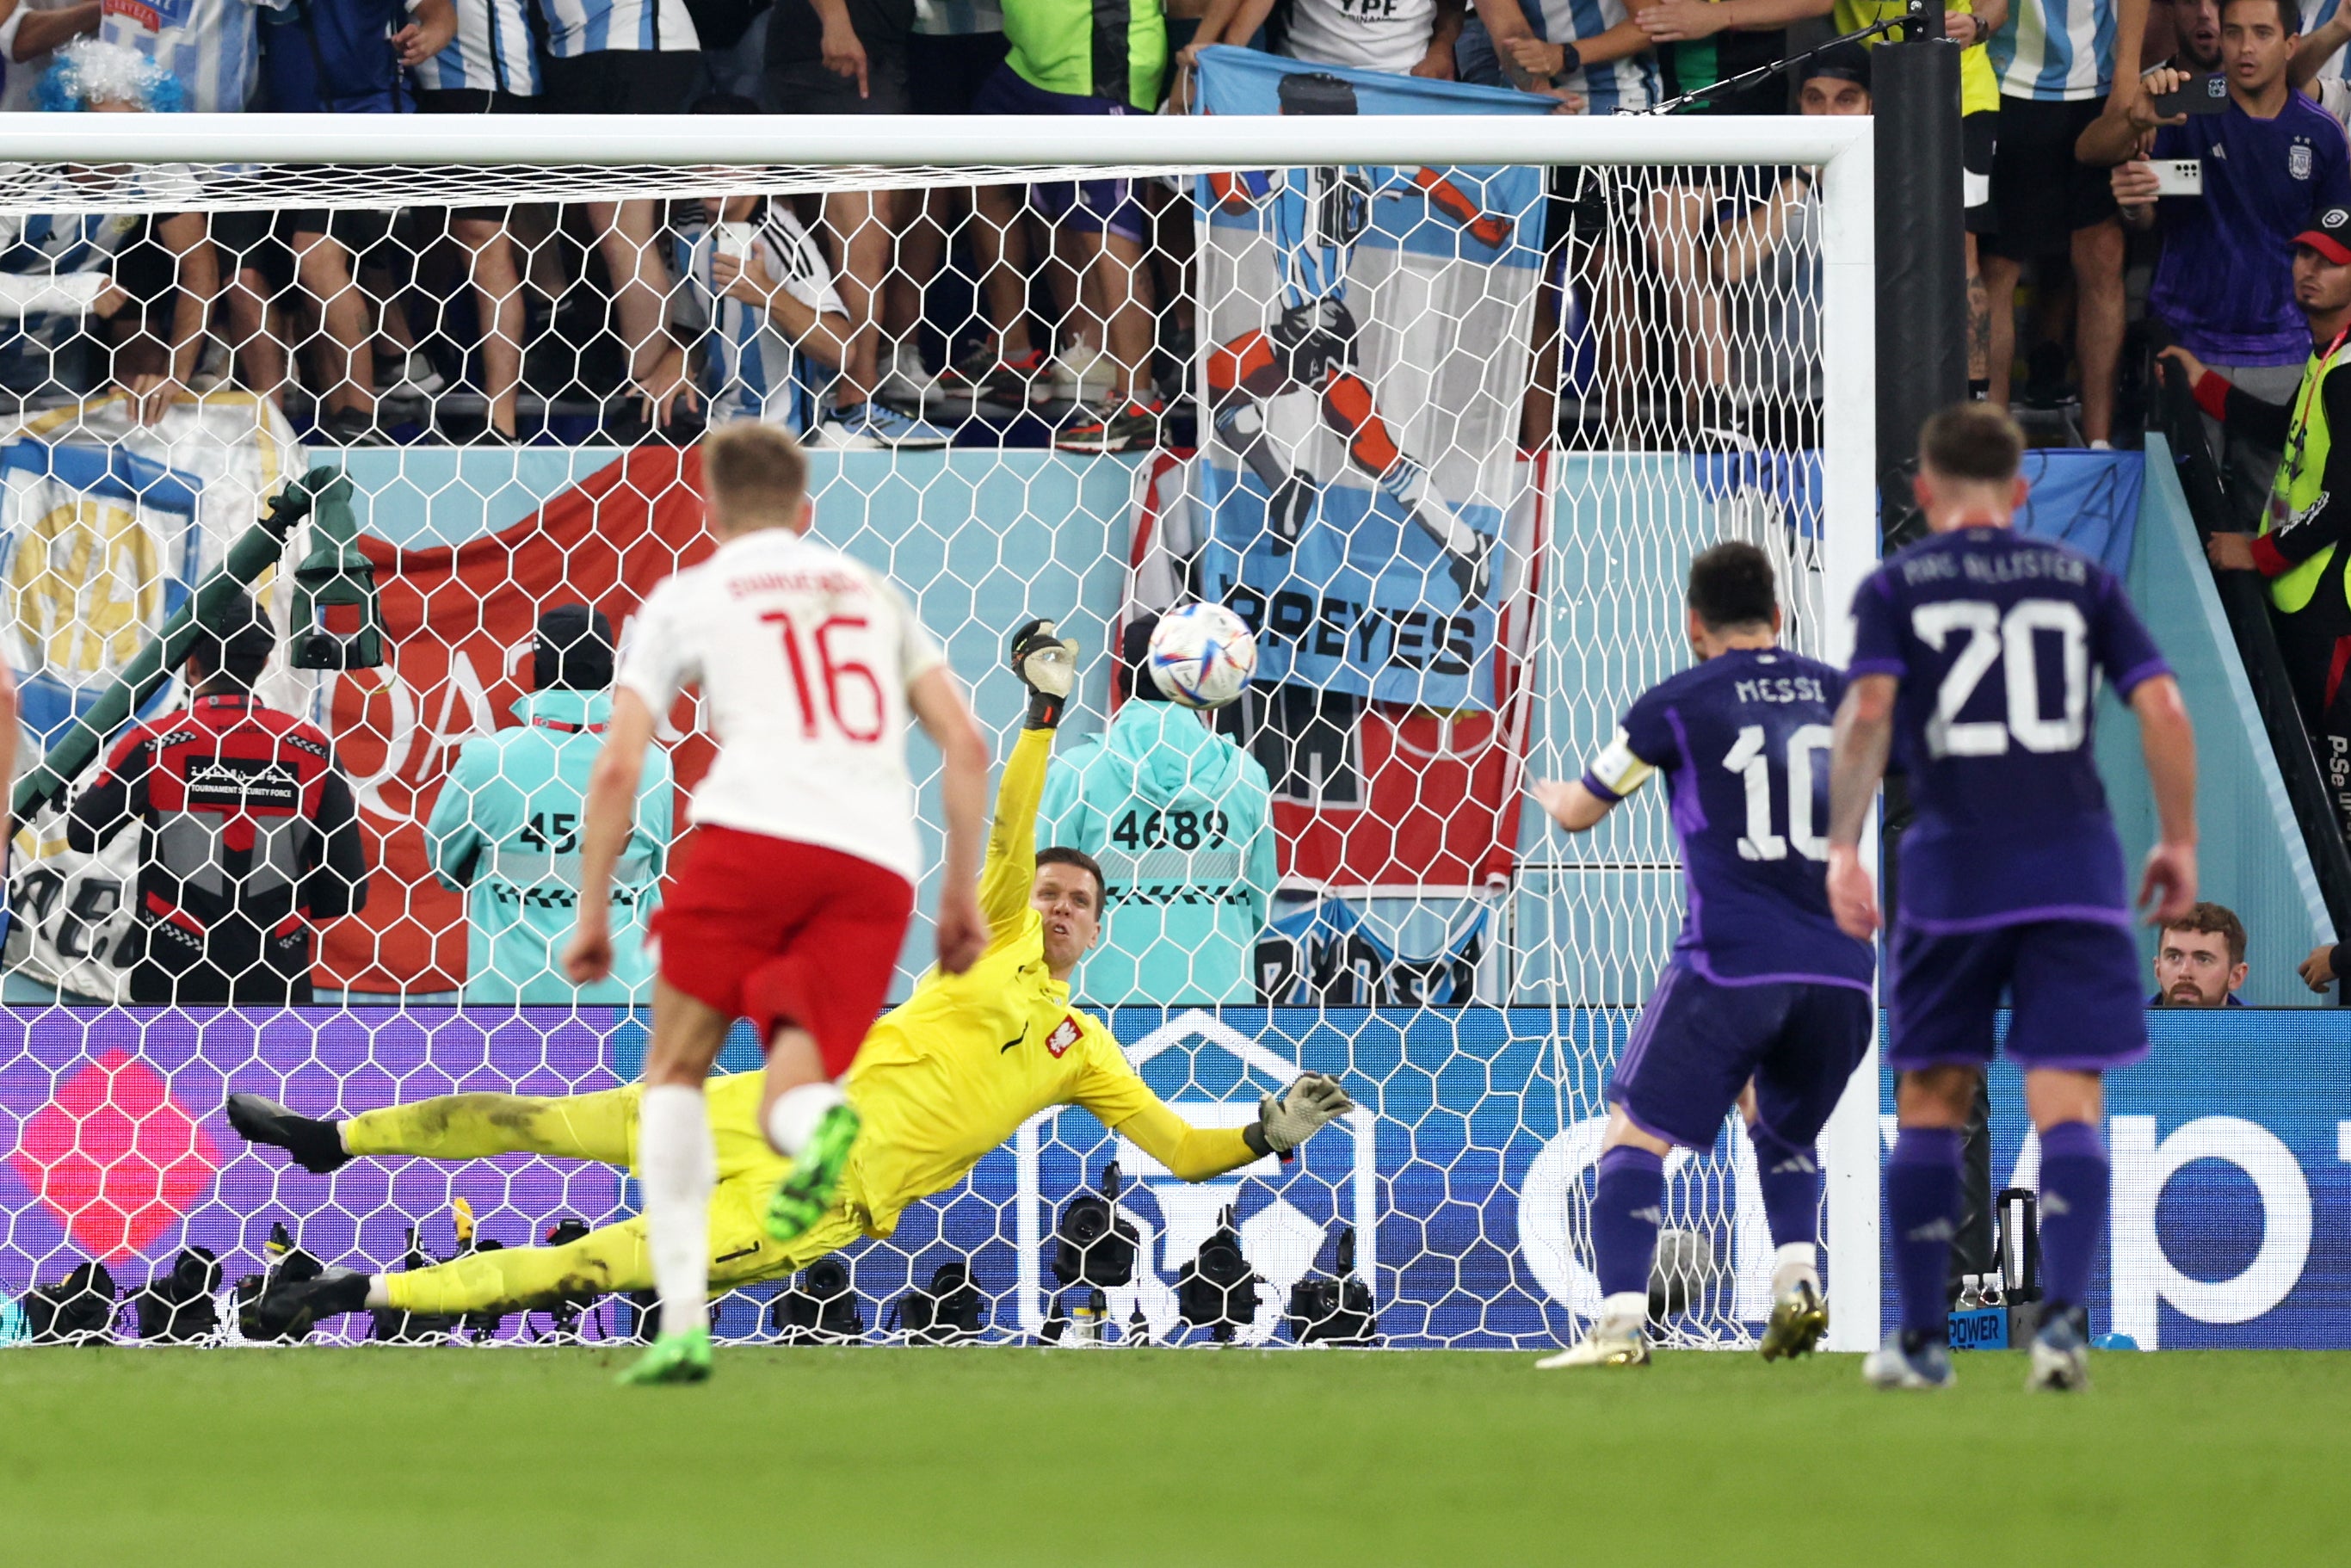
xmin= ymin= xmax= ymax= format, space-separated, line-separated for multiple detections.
xmin=2037 ymin=1120 xmax=2109 ymax=1313
xmin=1748 ymin=1121 xmax=1821 ymax=1251
xmin=1591 ymin=1145 xmax=1666 ymax=1302
xmin=1886 ymin=1127 xmax=1963 ymax=1341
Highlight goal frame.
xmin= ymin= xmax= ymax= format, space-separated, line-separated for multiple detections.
xmin=0 ymin=111 xmax=1881 ymax=1349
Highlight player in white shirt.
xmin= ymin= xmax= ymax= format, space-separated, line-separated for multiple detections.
xmin=565 ymin=420 xmax=990 ymax=1386
xmin=671 ymin=195 xmax=851 ymax=431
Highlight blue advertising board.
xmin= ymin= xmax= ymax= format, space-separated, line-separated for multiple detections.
xmin=3 ymin=1004 xmax=2345 ymax=1348
xmin=1895 ymin=1008 xmax=2351 ymax=1350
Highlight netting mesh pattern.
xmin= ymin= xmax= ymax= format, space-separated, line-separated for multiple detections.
xmin=0 ymin=146 xmax=1848 ymax=1350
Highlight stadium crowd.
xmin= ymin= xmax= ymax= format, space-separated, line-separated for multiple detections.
xmin=5 ymin=0 xmax=2351 ymax=454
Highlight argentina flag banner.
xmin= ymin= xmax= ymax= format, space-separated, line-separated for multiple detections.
xmin=1190 ymin=46 xmax=1552 ymax=713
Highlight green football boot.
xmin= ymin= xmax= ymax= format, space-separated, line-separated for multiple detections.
xmin=616 ymin=1326 xmax=713 ymax=1386
xmin=762 ymin=1102 xmax=863 ymax=1244
xmin=1759 ymin=1280 xmax=1830 ymax=1361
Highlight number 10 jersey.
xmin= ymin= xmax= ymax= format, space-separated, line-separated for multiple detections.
xmin=619 ymin=526 xmax=947 ymax=882
xmin=1848 ymin=527 xmax=2172 ymax=933
xmin=1583 ymin=645 xmax=1873 ymax=990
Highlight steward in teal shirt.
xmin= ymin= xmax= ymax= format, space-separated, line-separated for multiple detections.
xmin=425 ymin=608 xmax=672 ymax=1004
xmin=1039 ymin=626 xmax=1276 ymax=1003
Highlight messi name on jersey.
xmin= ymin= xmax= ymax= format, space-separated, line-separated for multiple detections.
xmin=1587 ymin=647 xmax=1873 ymax=990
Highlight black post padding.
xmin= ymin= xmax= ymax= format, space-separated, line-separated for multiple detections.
xmin=1874 ymin=34 xmax=1968 ymax=549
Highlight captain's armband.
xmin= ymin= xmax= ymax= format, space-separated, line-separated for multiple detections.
xmin=1582 ymin=727 xmax=1657 ymax=803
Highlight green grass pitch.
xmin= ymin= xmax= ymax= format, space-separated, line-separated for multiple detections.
xmin=3 ymin=1346 xmax=2344 ymax=1565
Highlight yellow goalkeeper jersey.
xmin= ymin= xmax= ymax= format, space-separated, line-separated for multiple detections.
xmin=686 ymin=725 xmax=1259 ymax=1239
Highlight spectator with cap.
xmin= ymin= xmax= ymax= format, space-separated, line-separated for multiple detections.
xmin=1037 ymin=614 xmax=1275 ymax=1004
xmin=65 ymin=590 xmax=368 ymax=1006
xmin=426 ymin=605 xmax=672 ymax=1004
xmin=2150 ymin=900 xmax=2250 ymax=1004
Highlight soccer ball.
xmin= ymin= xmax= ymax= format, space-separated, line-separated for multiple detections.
xmin=1146 ymin=603 xmax=1258 ymax=711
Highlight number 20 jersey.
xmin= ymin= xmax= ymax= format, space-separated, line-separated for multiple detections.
xmin=618 ymin=526 xmax=946 ymax=882
xmin=1583 ymin=646 xmax=1873 ymax=990
xmin=1848 ymin=527 xmax=2171 ymax=931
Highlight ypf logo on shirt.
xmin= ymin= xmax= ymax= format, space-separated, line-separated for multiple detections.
xmin=1046 ymin=1016 xmax=1081 ymax=1058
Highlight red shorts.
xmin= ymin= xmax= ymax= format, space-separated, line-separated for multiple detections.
xmin=650 ymin=826 xmax=914 ymax=1077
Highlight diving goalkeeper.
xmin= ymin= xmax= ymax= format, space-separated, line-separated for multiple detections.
xmin=232 ymin=621 xmax=1354 ymax=1349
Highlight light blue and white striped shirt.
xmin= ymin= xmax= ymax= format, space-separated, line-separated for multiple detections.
xmin=1505 ymin=0 xmax=1657 ymax=114
xmin=100 ymin=0 xmax=289 ymax=112
xmin=530 ymin=0 xmax=696 ymax=57
xmin=0 ymin=210 xmax=143 ymax=320
xmin=0 ymin=211 xmax=142 ymax=283
xmin=1988 ymin=0 xmax=2115 ymax=102
xmin=411 ymin=0 xmax=542 ymax=93
xmin=673 ymin=206 xmax=845 ymax=431
xmin=2303 ymin=0 xmax=2348 ymax=95
xmin=0 ymin=207 xmax=144 ymax=391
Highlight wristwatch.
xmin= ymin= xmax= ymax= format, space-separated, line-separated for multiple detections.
xmin=1553 ymin=41 xmax=1583 ymax=80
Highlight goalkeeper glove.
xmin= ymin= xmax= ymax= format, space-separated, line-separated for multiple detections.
xmin=1255 ymin=1073 xmax=1354 ymax=1159
xmin=1009 ymin=616 xmax=1079 ymax=730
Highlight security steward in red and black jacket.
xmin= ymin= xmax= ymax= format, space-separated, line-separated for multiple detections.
xmin=65 ymin=593 xmax=367 ymax=1004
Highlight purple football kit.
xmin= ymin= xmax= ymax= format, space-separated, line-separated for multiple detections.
xmin=1848 ymin=527 xmax=2171 ymax=1073
xmin=1581 ymin=646 xmax=1875 ymax=1154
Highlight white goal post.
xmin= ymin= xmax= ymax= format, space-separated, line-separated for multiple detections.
xmin=0 ymin=109 xmax=1879 ymax=1350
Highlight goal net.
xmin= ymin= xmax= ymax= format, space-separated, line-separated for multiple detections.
xmin=0 ymin=97 xmax=1877 ymax=1352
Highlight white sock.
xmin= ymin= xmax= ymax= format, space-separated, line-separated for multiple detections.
xmin=363 ymin=1275 xmax=389 ymax=1310
xmin=1599 ymin=1290 xmax=1646 ymax=1327
xmin=1772 ymin=1242 xmax=1821 ymax=1297
xmin=639 ymin=1084 xmax=716 ymax=1337
xmin=2089 ymin=438 xmax=2113 ymax=451
xmin=764 ymin=1081 xmax=848 ymax=1159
